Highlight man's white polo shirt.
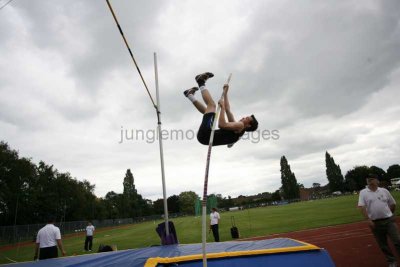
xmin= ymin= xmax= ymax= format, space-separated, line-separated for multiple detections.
xmin=358 ymin=187 xmax=396 ymax=220
xmin=210 ymin=211 xmax=220 ymax=225
xmin=36 ymin=224 xmax=61 ymax=248
xmin=86 ymin=225 xmax=95 ymax=236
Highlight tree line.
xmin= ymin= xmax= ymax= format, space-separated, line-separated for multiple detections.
xmin=279 ymin=152 xmax=400 ymax=200
xmin=0 ymin=142 xmax=200 ymax=226
xmin=1 ymin=141 xmax=400 ymax=226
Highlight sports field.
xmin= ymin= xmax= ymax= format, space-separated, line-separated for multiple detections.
xmin=1 ymin=193 xmax=400 ymax=265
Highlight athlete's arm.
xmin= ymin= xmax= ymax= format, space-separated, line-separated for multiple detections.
xmin=218 ymin=100 xmax=244 ymax=132
xmin=223 ymin=84 xmax=235 ymax=122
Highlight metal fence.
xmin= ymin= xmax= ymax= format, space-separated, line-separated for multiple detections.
xmin=0 ymin=213 xmax=184 ymax=245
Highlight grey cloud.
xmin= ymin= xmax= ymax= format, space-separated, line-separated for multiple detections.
xmin=1 ymin=0 xmax=399 ymax=199
xmin=246 ymin=116 xmax=369 ymax=163
xmin=0 ymin=90 xmax=57 ymax=130
xmin=144 ymin=0 xmax=400 ymax=126
xmin=10 ymin=0 xmax=167 ymax=95
xmin=225 ymin=1 xmax=400 ymax=118
xmin=53 ymin=102 xmax=100 ymax=122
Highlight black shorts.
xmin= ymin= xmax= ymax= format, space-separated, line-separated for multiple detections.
xmin=39 ymin=246 xmax=58 ymax=260
xmin=197 ymin=113 xmax=239 ymax=146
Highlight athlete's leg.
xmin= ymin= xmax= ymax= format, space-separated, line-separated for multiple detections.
xmin=184 ymin=87 xmax=206 ymax=114
xmin=193 ymin=101 xmax=206 ymax=114
xmin=196 ymin=72 xmax=216 ymax=114
xmin=200 ymin=87 xmax=216 ymax=113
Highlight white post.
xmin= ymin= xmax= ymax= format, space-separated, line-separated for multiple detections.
xmin=154 ymin=52 xmax=169 ymax=236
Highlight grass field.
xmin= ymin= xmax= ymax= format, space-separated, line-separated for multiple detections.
xmin=2 ymin=192 xmax=400 ymax=264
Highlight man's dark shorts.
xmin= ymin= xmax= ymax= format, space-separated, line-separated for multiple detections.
xmin=197 ymin=113 xmax=239 ymax=146
xmin=39 ymin=246 xmax=58 ymax=260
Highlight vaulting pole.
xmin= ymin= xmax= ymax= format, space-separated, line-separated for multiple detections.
xmin=106 ymin=1 xmax=170 ymax=236
xmin=106 ymin=0 xmax=156 ymax=108
xmin=201 ymin=74 xmax=232 ymax=267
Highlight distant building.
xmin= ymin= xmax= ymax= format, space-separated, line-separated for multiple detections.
xmin=299 ymin=188 xmax=312 ymax=201
xmin=300 ymin=185 xmax=330 ymax=201
xmin=390 ymin=178 xmax=400 ymax=189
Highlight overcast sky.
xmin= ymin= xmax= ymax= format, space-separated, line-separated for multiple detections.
xmin=1 ymin=0 xmax=399 ymax=200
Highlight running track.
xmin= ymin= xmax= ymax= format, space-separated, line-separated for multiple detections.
xmin=245 ymin=220 xmax=400 ymax=267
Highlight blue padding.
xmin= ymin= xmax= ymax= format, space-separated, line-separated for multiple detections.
xmin=3 ymin=238 xmax=334 ymax=267
xmin=169 ymin=250 xmax=335 ymax=267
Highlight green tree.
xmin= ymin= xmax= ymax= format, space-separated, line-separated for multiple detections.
xmin=214 ymin=194 xmax=234 ymax=210
xmin=167 ymin=195 xmax=180 ymax=213
xmin=34 ymin=162 xmax=60 ymax=222
xmin=280 ymin=156 xmax=300 ymax=200
xmin=134 ymin=194 xmax=152 ymax=217
xmin=0 ymin=141 xmax=107 ymax=225
xmin=312 ymin=183 xmax=321 ymax=188
xmin=123 ymin=169 xmax=137 ymax=197
xmin=325 ymin=151 xmax=344 ymax=192
xmin=179 ymin=191 xmax=199 ymax=215
xmin=93 ymin=198 xmax=108 ymax=220
xmin=104 ymin=191 xmax=121 ymax=219
xmin=153 ymin=198 xmax=165 ymax=215
xmin=271 ymin=190 xmax=281 ymax=201
xmin=344 ymin=166 xmax=370 ymax=191
xmin=226 ymin=196 xmax=234 ymax=208
xmin=0 ymin=142 xmax=38 ymax=225
xmin=387 ymin=164 xmax=400 ymax=180
xmin=137 ymin=197 xmax=153 ymax=216
xmin=122 ymin=169 xmax=138 ymax=218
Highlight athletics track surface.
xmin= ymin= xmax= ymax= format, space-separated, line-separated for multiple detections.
xmin=245 ymin=219 xmax=400 ymax=267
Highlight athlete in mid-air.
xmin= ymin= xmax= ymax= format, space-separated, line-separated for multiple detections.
xmin=183 ymin=72 xmax=258 ymax=147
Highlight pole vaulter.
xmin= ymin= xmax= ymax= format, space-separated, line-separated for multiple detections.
xmin=182 ymin=72 xmax=258 ymax=266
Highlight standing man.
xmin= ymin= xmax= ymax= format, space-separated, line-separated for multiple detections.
xmin=34 ymin=216 xmax=66 ymax=260
xmin=358 ymin=173 xmax=400 ymax=267
xmin=210 ymin=208 xmax=221 ymax=242
xmin=84 ymin=221 xmax=95 ymax=252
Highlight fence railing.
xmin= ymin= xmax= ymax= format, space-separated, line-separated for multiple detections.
xmin=0 ymin=213 xmax=185 ymax=245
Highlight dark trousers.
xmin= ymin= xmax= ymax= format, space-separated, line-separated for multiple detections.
xmin=39 ymin=246 xmax=58 ymax=260
xmin=84 ymin=236 xmax=93 ymax=251
xmin=371 ymin=216 xmax=400 ymax=263
xmin=211 ymin=224 xmax=220 ymax=242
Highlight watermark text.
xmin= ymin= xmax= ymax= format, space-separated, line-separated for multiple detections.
xmin=118 ymin=126 xmax=279 ymax=144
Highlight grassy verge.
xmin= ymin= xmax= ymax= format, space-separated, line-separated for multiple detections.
xmin=1 ymin=192 xmax=399 ymax=264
